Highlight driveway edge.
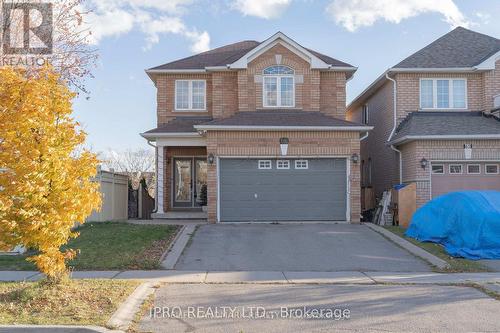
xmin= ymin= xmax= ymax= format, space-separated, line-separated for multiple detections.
xmin=107 ymin=282 xmax=155 ymax=331
xmin=161 ymin=225 xmax=196 ymax=269
xmin=364 ymin=223 xmax=450 ymax=270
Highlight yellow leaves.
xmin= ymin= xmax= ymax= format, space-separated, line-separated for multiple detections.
xmin=0 ymin=66 xmax=101 ymax=282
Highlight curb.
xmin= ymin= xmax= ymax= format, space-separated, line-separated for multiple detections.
xmin=0 ymin=325 xmax=122 ymax=333
xmin=365 ymin=223 xmax=450 ymax=270
xmin=158 ymin=225 xmax=186 ymax=263
xmin=160 ymin=225 xmax=196 ymax=269
xmin=107 ymin=282 xmax=156 ymax=331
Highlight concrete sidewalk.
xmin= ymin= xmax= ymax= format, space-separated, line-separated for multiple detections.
xmin=2 ymin=270 xmax=500 ymax=285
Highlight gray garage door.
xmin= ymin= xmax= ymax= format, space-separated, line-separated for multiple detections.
xmin=219 ymin=158 xmax=347 ymax=222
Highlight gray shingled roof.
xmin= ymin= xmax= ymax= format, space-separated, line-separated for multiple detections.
xmin=395 ymin=27 xmax=500 ymax=68
xmin=143 ymin=117 xmax=212 ymax=134
xmin=149 ymin=39 xmax=354 ymax=70
xmin=391 ymin=111 xmax=500 ymax=143
xmin=197 ymin=111 xmax=364 ymax=127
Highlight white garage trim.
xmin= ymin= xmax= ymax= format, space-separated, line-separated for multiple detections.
xmin=216 ymin=156 xmax=351 ymax=223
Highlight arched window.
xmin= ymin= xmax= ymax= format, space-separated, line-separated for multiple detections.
xmin=262 ymin=65 xmax=295 ymax=107
xmin=263 ymin=65 xmax=294 ymax=75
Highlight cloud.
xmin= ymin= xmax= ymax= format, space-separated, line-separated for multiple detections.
xmin=326 ymin=0 xmax=469 ymax=32
xmin=84 ymin=0 xmax=210 ymax=52
xmin=232 ymin=0 xmax=292 ymax=19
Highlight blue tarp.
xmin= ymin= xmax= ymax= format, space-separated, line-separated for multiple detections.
xmin=405 ymin=191 xmax=500 ymax=260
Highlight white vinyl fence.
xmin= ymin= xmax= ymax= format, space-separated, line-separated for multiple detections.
xmin=86 ymin=169 xmax=128 ymax=222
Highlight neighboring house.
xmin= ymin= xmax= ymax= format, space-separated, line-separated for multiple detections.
xmin=347 ymin=27 xmax=500 ymax=210
xmin=141 ymin=32 xmax=372 ymax=223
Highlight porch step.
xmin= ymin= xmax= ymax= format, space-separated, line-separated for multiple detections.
xmin=151 ymin=211 xmax=207 ymax=220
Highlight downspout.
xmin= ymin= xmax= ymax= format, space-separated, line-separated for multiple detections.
xmin=385 ymin=73 xmax=403 ymax=184
xmin=146 ymin=140 xmax=158 ymax=213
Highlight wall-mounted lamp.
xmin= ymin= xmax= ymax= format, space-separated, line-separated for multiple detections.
xmin=351 ymin=153 xmax=359 ymax=164
xmin=280 ymin=137 xmax=289 ymax=156
xmin=207 ymin=153 xmax=215 ymax=165
xmin=420 ymin=158 xmax=428 ymax=169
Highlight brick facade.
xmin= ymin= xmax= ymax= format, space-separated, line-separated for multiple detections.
xmin=347 ymin=59 xmax=500 ymax=209
xmin=205 ymin=131 xmax=361 ymax=223
xmin=151 ymin=39 xmax=361 ymax=223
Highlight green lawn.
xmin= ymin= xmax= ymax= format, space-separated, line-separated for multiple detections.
xmin=385 ymin=226 xmax=490 ymax=272
xmin=0 ymin=279 xmax=139 ymax=325
xmin=0 ymin=222 xmax=180 ymax=271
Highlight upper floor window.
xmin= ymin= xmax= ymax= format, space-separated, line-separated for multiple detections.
xmin=362 ymin=104 xmax=369 ymax=124
xmin=263 ymin=65 xmax=295 ymax=107
xmin=175 ymin=80 xmax=206 ymax=111
xmin=420 ymin=79 xmax=467 ymax=109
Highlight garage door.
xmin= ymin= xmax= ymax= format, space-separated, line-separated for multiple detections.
xmin=431 ymin=162 xmax=500 ymax=198
xmin=219 ymin=158 xmax=347 ymax=222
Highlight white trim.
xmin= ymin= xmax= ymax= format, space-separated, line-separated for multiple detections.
xmin=262 ymin=74 xmax=295 ymax=108
xmin=175 ymin=80 xmax=207 ymax=111
xmin=216 ymin=156 xmax=221 ymax=223
xmin=295 ymin=160 xmax=309 ymax=169
xmin=391 ymin=134 xmax=500 ymax=145
xmin=449 ymin=164 xmax=463 ymax=174
xmin=431 ymin=164 xmax=444 ymax=174
xmin=258 ymin=160 xmax=272 ymax=169
xmin=466 ymin=164 xmax=481 ymax=174
xmin=419 ymin=78 xmax=468 ymax=110
xmin=485 ymin=164 xmax=499 ymax=174
xmin=229 ymin=32 xmax=330 ymax=69
xmin=194 ymin=125 xmax=373 ymax=131
xmin=475 ymin=50 xmax=500 ymax=70
xmin=346 ymin=158 xmax=351 ymax=222
xmin=431 ymin=159 xmax=500 ymax=162
xmin=276 ymin=160 xmax=290 ymax=169
xmin=156 ymin=147 xmax=165 ymax=214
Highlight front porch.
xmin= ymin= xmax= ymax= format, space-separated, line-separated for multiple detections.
xmin=152 ymin=146 xmax=209 ymax=221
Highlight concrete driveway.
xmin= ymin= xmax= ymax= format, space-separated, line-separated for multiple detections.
xmin=175 ymin=223 xmax=431 ymax=272
xmin=139 ymin=284 xmax=500 ymax=333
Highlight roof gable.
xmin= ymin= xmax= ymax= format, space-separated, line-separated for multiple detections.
xmin=395 ymin=27 xmax=500 ymax=69
xmin=148 ymin=32 xmax=355 ymax=72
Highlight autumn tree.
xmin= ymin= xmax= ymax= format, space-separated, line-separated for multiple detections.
xmin=0 ymin=66 xmax=101 ymax=281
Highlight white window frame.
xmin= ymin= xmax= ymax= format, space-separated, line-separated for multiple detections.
xmin=258 ymin=160 xmax=272 ymax=170
xmin=295 ymin=160 xmax=309 ymax=170
xmin=277 ymin=160 xmax=290 ymax=169
xmin=419 ymin=78 xmax=468 ymax=110
xmin=449 ymin=164 xmax=463 ymax=174
xmin=431 ymin=164 xmax=444 ymax=174
xmin=174 ymin=80 xmax=206 ymax=111
xmin=262 ymin=67 xmax=295 ymax=108
xmin=467 ymin=164 xmax=481 ymax=174
xmin=485 ymin=164 xmax=499 ymax=174
xmin=362 ymin=104 xmax=369 ymax=125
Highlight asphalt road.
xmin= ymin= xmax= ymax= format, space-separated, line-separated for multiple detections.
xmin=139 ymin=283 xmax=500 ymax=333
xmin=175 ymin=224 xmax=431 ymax=272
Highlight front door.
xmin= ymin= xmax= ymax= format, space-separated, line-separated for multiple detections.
xmin=173 ymin=158 xmax=207 ymax=208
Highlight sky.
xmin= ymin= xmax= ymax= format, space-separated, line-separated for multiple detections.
xmin=73 ymin=0 xmax=500 ymax=154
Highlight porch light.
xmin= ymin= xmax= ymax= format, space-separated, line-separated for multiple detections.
xmin=280 ymin=137 xmax=289 ymax=156
xmin=420 ymin=158 xmax=428 ymax=169
xmin=207 ymin=153 xmax=215 ymax=165
xmin=351 ymin=153 xmax=359 ymax=164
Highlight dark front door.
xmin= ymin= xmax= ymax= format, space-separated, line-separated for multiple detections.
xmin=173 ymin=157 xmax=207 ymax=208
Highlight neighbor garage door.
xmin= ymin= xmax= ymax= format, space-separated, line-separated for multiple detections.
xmin=219 ymin=158 xmax=347 ymax=222
xmin=431 ymin=162 xmax=500 ymax=198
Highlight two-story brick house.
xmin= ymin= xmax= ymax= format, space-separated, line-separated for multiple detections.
xmin=347 ymin=27 xmax=500 ymax=209
xmin=141 ymin=32 xmax=371 ymax=223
